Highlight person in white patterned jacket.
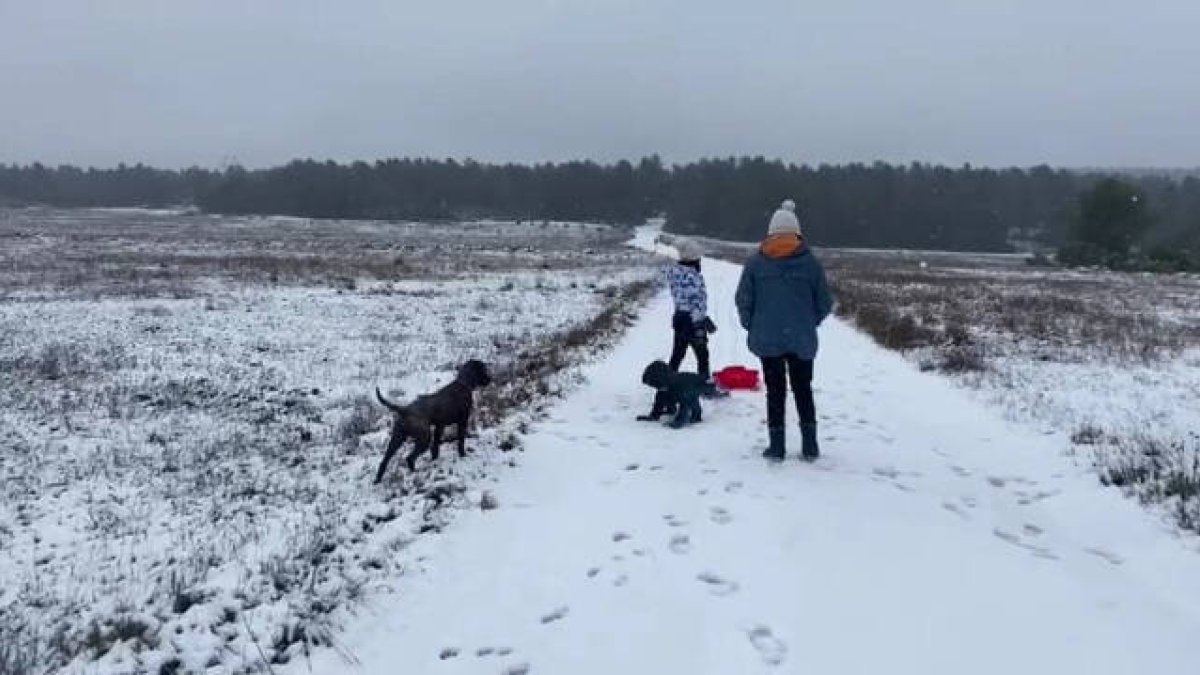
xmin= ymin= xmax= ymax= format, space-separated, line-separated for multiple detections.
xmin=665 ymin=239 xmax=718 ymax=389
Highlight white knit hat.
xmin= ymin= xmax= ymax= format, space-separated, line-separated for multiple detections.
xmin=676 ymin=238 xmax=703 ymax=262
xmin=767 ymin=199 xmax=801 ymax=236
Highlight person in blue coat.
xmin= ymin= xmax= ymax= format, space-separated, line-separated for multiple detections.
xmin=735 ymin=199 xmax=833 ymax=461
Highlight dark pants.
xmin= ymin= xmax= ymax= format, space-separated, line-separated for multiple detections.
xmin=669 ymin=328 xmax=710 ymax=381
xmin=668 ymin=311 xmax=710 ymax=380
xmin=761 ymin=354 xmax=815 ymax=428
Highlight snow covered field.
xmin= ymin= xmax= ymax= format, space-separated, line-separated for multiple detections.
xmin=4 ymin=214 xmax=1197 ymax=674
xmin=0 ymin=210 xmax=658 ymax=673
xmin=279 ymin=231 xmax=1200 ymax=675
xmin=819 ymin=249 xmax=1200 ymax=534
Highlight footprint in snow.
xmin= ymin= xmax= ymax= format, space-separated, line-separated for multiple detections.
xmin=540 ymin=606 xmax=569 ymax=624
xmin=663 ymin=514 xmax=688 ymax=528
xmin=949 ymin=465 xmax=972 ymax=477
xmin=993 ymin=528 xmax=1058 ymax=560
xmin=747 ymin=625 xmax=788 ymax=666
xmin=709 ymin=507 xmax=733 ymax=525
xmin=586 ymin=567 xmax=601 ymax=578
xmin=986 ymin=476 xmax=1007 ymax=488
xmin=941 ymin=501 xmax=970 ymax=519
xmin=724 ymin=481 xmax=744 ymax=494
xmin=504 ymin=663 xmax=531 ymax=675
xmin=613 ymin=573 xmax=629 ymax=587
xmin=697 ymin=571 xmax=740 ymax=596
xmin=612 ymin=531 xmax=632 ymax=543
xmin=669 ymin=534 xmax=692 ymax=554
xmin=439 ymin=647 xmax=459 ymax=660
xmin=1083 ymin=547 xmax=1124 ymax=566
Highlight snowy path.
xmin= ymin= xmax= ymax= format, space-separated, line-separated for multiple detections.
xmin=293 ymin=234 xmax=1200 ymax=674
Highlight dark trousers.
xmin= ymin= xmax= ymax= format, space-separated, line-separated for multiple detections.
xmin=761 ymin=354 xmax=815 ymax=428
xmin=669 ymin=328 xmax=710 ymax=381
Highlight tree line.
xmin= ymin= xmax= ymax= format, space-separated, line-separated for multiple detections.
xmin=2 ymin=158 xmax=1198 ymax=255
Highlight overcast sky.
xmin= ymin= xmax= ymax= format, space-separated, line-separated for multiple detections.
xmin=2 ymin=0 xmax=1198 ymax=169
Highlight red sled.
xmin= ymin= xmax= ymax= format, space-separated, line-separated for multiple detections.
xmin=713 ymin=366 xmax=760 ymax=391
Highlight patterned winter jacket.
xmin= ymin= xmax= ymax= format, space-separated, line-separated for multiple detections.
xmin=665 ymin=263 xmax=707 ymax=325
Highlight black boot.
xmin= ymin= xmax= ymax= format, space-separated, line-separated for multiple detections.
xmin=800 ymin=423 xmax=819 ymax=461
xmin=762 ymin=427 xmax=786 ymax=461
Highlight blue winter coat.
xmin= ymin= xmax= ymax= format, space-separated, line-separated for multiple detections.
xmin=735 ymin=236 xmax=833 ymax=359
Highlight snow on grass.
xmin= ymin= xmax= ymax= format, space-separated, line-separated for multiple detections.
xmin=0 ymin=209 xmax=658 ymax=674
xmin=820 ymin=249 xmax=1200 ymax=534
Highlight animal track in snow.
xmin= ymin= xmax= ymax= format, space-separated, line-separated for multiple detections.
xmin=613 ymin=573 xmax=629 ymax=587
xmin=697 ymin=571 xmax=740 ymax=596
xmin=1083 ymin=547 xmax=1124 ymax=566
xmin=941 ymin=501 xmax=970 ymax=519
xmin=586 ymin=567 xmax=601 ymax=578
xmin=949 ymin=465 xmax=972 ymax=477
xmin=540 ymin=606 xmax=569 ymax=624
xmin=439 ymin=647 xmax=459 ymax=660
xmin=612 ymin=531 xmax=632 ymax=543
xmin=724 ymin=481 xmax=744 ymax=494
xmin=709 ymin=506 xmax=733 ymax=525
xmin=663 ymin=514 xmax=688 ymax=528
xmin=993 ymin=528 xmax=1058 ymax=560
xmin=747 ymin=625 xmax=788 ymax=666
xmin=669 ymin=534 xmax=692 ymax=554
xmin=504 ymin=662 xmax=531 ymax=675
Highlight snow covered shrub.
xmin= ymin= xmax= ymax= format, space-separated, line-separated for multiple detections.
xmin=338 ymin=395 xmax=382 ymax=442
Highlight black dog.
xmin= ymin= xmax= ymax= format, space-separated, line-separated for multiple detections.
xmin=374 ymin=359 xmax=492 ymax=482
xmin=636 ymin=360 xmax=704 ymax=429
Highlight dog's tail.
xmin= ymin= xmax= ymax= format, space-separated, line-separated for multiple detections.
xmin=375 ymin=387 xmax=406 ymax=413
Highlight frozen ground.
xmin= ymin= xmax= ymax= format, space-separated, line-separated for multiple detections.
xmin=286 ymin=230 xmax=1200 ymax=674
xmin=0 ymin=210 xmax=658 ymax=673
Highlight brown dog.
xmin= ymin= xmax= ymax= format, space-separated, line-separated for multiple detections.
xmin=374 ymin=359 xmax=492 ymax=482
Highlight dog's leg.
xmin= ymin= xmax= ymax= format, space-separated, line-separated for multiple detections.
xmin=404 ymin=426 xmax=432 ymax=471
xmin=374 ymin=421 xmax=408 ymax=483
xmin=430 ymin=425 xmax=445 ymax=461
xmin=456 ymin=421 xmax=468 ymax=457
